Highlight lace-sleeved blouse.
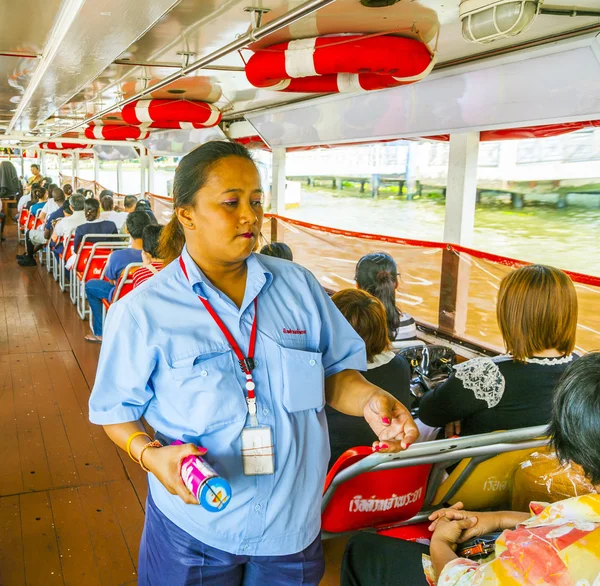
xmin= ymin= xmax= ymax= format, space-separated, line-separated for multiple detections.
xmin=418 ymin=354 xmax=577 ymax=435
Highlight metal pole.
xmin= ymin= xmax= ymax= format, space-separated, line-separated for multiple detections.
xmin=117 ymin=160 xmax=123 ymax=195
xmin=93 ymin=151 xmax=99 ymax=191
xmin=74 ymin=151 xmax=80 ymax=190
xmin=71 ymin=153 xmax=76 ymax=189
xmin=58 ymin=150 xmax=63 ymax=180
xmin=140 ymin=146 xmax=146 ymax=196
xmin=271 ymin=146 xmax=287 ymax=217
xmin=148 ymin=152 xmax=155 ymax=195
xmin=46 ymin=0 xmax=336 ymax=140
xmin=40 ymin=150 xmax=47 ymax=175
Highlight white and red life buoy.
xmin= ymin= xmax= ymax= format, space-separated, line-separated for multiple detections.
xmin=245 ymin=35 xmax=435 ymax=93
xmin=121 ymin=77 xmax=222 ymax=103
xmin=39 ymin=142 xmax=92 ymax=150
xmin=121 ymin=99 xmax=222 ymax=128
xmin=84 ymin=125 xmax=150 ymax=140
xmin=90 ymin=111 xmax=210 ymax=130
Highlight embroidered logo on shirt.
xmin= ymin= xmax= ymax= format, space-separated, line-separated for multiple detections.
xmin=283 ymin=328 xmax=306 ymax=335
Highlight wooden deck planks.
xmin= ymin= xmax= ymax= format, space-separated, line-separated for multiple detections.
xmin=0 ymin=495 xmax=25 ymax=586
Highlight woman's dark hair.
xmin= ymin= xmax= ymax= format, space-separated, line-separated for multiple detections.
xmin=99 ymin=189 xmax=114 ymax=198
xmin=47 ymin=184 xmax=58 ymax=196
xmin=355 ymin=252 xmax=401 ymax=341
xmin=142 ymin=224 xmax=164 ymax=259
xmin=260 ymin=242 xmax=293 ymax=261
xmin=76 ymin=188 xmax=85 ymax=195
xmin=159 ymin=141 xmax=255 ymax=265
xmin=126 ymin=210 xmax=152 ymax=239
xmin=52 ymin=187 xmax=66 ymax=204
xmin=101 ymin=194 xmax=114 ymax=211
xmin=123 ymin=195 xmax=138 ymax=210
xmin=33 ymin=185 xmax=47 ymax=201
xmin=549 ymin=352 xmax=600 ymax=485
xmin=62 ymin=183 xmax=73 ymax=196
xmin=83 ymin=198 xmax=100 ymax=216
xmin=84 ymin=189 xmax=94 ymax=199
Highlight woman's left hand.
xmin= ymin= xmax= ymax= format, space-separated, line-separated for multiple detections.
xmin=431 ymin=516 xmax=478 ymax=547
xmin=364 ymin=389 xmax=419 ymax=452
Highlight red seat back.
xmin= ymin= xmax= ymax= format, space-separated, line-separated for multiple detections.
xmin=62 ymin=235 xmax=74 ymax=262
xmin=322 ymin=447 xmax=431 ymax=534
xmin=27 ymin=213 xmax=37 ymax=230
xmin=34 ymin=217 xmax=44 ymax=229
xmin=83 ymin=248 xmax=113 ymax=281
xmin=19 ymin=210 xmax=28 ymax=227
xmin=75 ymin=244 xmax=95 ymax=272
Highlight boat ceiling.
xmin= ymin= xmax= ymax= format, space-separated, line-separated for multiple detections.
xmin=2 ymin=0 xmax=600 ymax=141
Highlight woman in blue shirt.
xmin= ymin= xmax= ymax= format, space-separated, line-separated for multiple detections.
xmin=89 ymin=141 xmax=418 ymax=586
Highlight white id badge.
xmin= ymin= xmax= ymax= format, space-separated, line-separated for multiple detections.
xmin=241 ymin=425 xmax=274 ymax=476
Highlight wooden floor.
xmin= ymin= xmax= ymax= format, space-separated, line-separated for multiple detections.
xmin=0 ymin=224 xmax=346 ymax=586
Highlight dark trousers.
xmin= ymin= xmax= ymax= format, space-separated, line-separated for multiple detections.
xmin=341 ymin=532 xmax=430 ymax=586
xmin=0 ymin=212 xmax=5 ymax=237
xmin=139 ymin=491 xmax=326 ymax=586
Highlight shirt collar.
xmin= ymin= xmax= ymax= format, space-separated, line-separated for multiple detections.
xmin=180 ymin=246 xmax=273 ymax=313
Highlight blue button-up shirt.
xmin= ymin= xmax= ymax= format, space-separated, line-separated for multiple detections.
xmin=89 ymin=247 xmax=366 ymax=556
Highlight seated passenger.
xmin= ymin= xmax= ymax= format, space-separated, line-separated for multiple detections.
xmin=62 ymin=183 xmax=73 ymax=197
xmin=118 ymin=195 xmax=138 ymax=234
xmin=27 ymin=185 xmax=47 ymax=214
xmin=356 ymin=252 xmax=418 ymax=344
xmin=341 ymin=352 xmax=600 ymax=586
xmin=51 ymin=194 xmax=86 ymax=258
xmin=17 ymin=188 xmax=66 ymax=267
xmin=260 ymin=242 xmax=293 ymax=261
xmin=132 ymin=225 xmax=164 ymax=289
xmin=326 ymin=289 xmax=411 ymax=469
xmin=72 ymin=198 xmax=118 ymax=253
xmin=84 ymin=210 xmax=152 ymax=343
xmin=100 ymin=193 xmax=127 ymax=230
xmin=418 ymin=265 xmax=578 ymax=437
xmin=135 ymin=199 xmax=158 ymax=224
xmin=39 ymin=185 xmax=61 ymax=222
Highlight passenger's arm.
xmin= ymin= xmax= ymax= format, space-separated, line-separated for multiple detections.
xmin=417 ymin=372 xmax=487 ymax=428
xmin=326 ymin=370 xmax=419 ymax=451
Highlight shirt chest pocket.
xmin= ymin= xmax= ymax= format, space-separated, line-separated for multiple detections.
xmin=279 ymin=346 xmax=325 ymax=413
xmin=169 ymin=351 xmax=248 ymax=434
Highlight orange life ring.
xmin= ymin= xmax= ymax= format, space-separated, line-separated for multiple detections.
xmin=245 ymin=35 xmax=435 ymax=93
xmin=121 ymin=99 xmax=222 ymax=128
xmin=121 ymin=77 xmax=222 ymax=103
xmin=39 ymin=142 xmax=92 ymax=150
xmin=84 ymin=125 xmax=150 ymax=141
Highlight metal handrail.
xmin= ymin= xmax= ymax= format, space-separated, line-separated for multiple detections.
xmin=322 ymin=425 xmax=549 ymax=512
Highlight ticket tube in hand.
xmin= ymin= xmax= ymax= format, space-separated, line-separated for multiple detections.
xmin=173 ymin=440 xmax=232 ymax=512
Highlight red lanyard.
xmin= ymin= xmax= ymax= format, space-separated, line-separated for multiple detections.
xmin=179 ymin=256 xmax=258 ymax=401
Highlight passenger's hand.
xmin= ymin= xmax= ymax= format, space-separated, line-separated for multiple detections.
xmin=445 ymin=420 xmax=461 ymax=437
xmin=364 ymin=390 xmax=419 ymax=452
xmin=142 ymin=443 xmax=207 ymax=505
xmin=430 ymin=506 xmax=502 ymax=543
xmin=431 ymin=516 xmax=477 ymax=547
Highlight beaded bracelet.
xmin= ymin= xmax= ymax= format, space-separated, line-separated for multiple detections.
xmin=126 ymin=431 xmax=152 ymax=463
xmin=139 ymin=440 xmax=162 ymax=473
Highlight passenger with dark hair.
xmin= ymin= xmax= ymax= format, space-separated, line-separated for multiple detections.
xmin=39 ymin=185 xmax=63 ymax=221
xmin=100 ymin=193 xmax=127 ymax=230
xmin=51 ymin=193 xmax=86 ymax=259
xmin=84 ymin=210 xmax=152 ymax=343
xmin=326 ymin=289 xmax=411 ymax=469
xmin=89 ymin=140 xmax=418 ymax=584
xmin=76 ymin=187 xmax=85 ymax=195
xmin=62 ymin=183 xmax=73 ymax=197
xmin=135 ymin=198 xmax=158 ymax=223
xmin=84 ymin=189 xmax=94 ymax=199
xmin=27 ymin=185 xmax=47 ymax=213
xmin=132 ymin=225 xmax=164 ymax=289
xmin=28 ymin=163 xmax=41 ymax=186
xmin=259 ymin=242 xmax=293 ymax=261
xmin=17 ymin=188 xmax=67 ymax=266
xmin=355 ymin=252 xmax=418 ymax=344
xmin=341 ymin=352 xmax=600 ymax=586
xmin=418 ymin=265 xmax=578 ymax=438
xmin=71 ymin=198 xmax=118 ymax=253
xmin=119 ymin=195 xmax=139 ymax=233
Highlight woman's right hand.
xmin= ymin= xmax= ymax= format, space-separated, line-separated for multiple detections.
xmin=428 ymin=503 xmax=501 ymax=543
xmin=143 ymin=443 xmax=207 ymax=505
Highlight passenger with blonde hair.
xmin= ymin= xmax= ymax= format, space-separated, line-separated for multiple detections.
xmin=419 ymin=264 xmax=578 ymax=437
xmin=327 ymin=289 xmax=411 ymax=468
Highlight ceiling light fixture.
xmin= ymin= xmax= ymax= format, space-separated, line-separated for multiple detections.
xmin=460 ymin=0 xmax=542 ymax=43
xmin=6 ymin=0 xmax=85 ymax=133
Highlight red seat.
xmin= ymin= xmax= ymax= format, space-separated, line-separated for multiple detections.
xmin=322 ymin=447 xmax=432 ymax=535
xmin=77 ymin=247 xmax=113 ymax=283
xmin=18 ymin=209 xmax=28 ymax=227
xmin=27 ymin=212 xmax=38 ymax=230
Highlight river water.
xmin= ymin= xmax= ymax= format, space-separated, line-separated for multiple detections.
xmin=286 ymin=189 xmax=600 ymax=277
